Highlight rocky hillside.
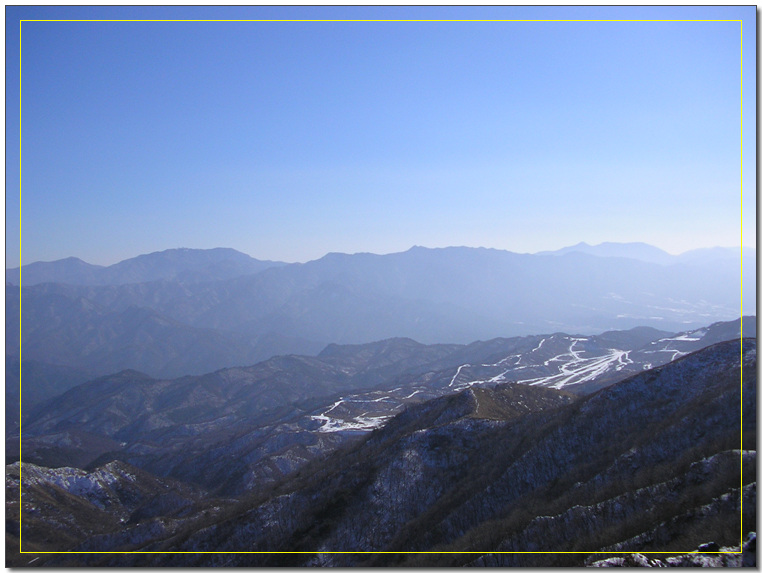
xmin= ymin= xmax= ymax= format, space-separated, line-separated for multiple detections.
xmin=6 ymin=459 xmax=220 ymax=567
xmin=10 ymin=338 xmax=752 ymax=566
xmin=587 ymin=532 xmax=756 ymax=567
xmin=181 ymin=339 xmax=757 ymax=566
xmin=12 ymin=320 xmax=751 ymax=498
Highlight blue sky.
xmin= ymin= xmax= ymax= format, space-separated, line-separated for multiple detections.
xmin=6 ymin=5 xmax=756 ymax=266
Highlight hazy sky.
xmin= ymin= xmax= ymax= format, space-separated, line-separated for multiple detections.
xmin=6 ymin=5 xmax=756 ymax=266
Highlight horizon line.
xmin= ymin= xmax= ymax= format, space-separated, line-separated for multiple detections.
xmin=8 ymin=242 xmax=754 ymax=269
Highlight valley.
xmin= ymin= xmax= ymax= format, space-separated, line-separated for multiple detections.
xmin=8 ymin=3 xmax=753 ymax=564
xmin=6 ymin=246 xmax=755 ymax=566
xmin=7 ymin=337 xmax=755 ymax=566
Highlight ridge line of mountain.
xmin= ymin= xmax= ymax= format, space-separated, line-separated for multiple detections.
xmin=7 ymin=336 xmax=755 ymax=565
xmin=8 ymin=242 xmax=755 ymax=285
xmin=8 ymin=245 xmax=754 ymax=383
xmin=9 ymin=317 xmax=754 ymax=498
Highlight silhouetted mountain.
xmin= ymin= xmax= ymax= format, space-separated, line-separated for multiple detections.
xmin=537 ymin=241 xmax=754 ymax=267
xmin=678 ymin=245 xmax=755 ymax=265
xmin=6 ymin=247 xmax=285 ymax=286
xmin=9 ymin=246 xmax=750 ymax=380
xmin=536 ymin=242 xmax=755 ymax=316
xmin=537 ymin=241 xmax=676 ymax=265
xmin=7 ymin=285 xmax=323 ymax=379
xmin=5 ymin=257 xmax=103 ymax=286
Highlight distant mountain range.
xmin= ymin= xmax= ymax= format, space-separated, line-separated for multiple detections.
xmin=6 ymin=243 xmax=755 ymax=566
xmin=6 ymin=244 xmax=754 ymax=380
xmin=537 ymin=241 xmax=755 ymax=266
xmin=6 ymin=284 xmax=324 ymax=379
xmin=9 ymin=243 xmax=753 ymax=287
xmin=5 ymin=247 xmax=285 ymax=286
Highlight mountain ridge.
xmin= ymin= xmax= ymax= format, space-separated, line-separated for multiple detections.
xmin=6 ymin=247 xmax=286 ymax=286
xmin=9 ymin=245 xmax=752 ymax=375
xmin=10 ymin=317 xmax=753 ymax=498
xmin=535 ymin=241 xmax=754 ymax=265
xmin=13 ymin=337 xmax=750 ymax=566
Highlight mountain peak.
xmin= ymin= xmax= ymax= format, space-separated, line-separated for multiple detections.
xmin=537 ymin=241 xmax=674 ymax=265
xmin=8 ymin=248 xmax=286 ymax=286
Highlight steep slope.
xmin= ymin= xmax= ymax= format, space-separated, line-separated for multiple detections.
xmin=13 ymin=338 xmax=463 ymax=493
xmin=8 ymin=322 xmax=665 ymax=485
xmin=126 ymin=338 xmax=753 ymax=567
xmin=383 ymin=338 xmax=755 ymax=566
xmin=13 ymin=319 xmax=751 ymax=496
xmin=14 ymin=383 xmax=574 ymax=564
xmin=10 ymin=339 xmax=754 ymax=565
xmin=6 ymin=460 xmax=217 ymax=566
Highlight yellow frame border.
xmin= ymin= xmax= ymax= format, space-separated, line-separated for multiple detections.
xmin=15 ymin=17 xmax=747 ymax=560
